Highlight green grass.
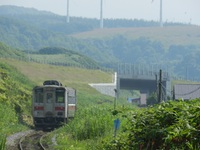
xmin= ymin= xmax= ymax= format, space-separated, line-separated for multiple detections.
xmin=0 ymin=136 xmax=6 ymax=150
xmin=49 ymin=102 xmax=136 ymax=150
xmin=1 ymin=58 xmax=112 ymax=88
xmin=29 ymin=53 xmax=101 ymax=69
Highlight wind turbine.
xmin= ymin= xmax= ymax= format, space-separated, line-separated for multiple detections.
xmin=159 ymin=0 xmax=163 ymax=27
xmin=66 ymin=0 xmax=70 ymax=23
xmin=152 ymin=0 xmax=163 ymax=27
xmin=100 ymin=0 xmax=104 ymax=28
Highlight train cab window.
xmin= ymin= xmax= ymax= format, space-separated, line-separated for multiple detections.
xmin=56 ymin=92 xmax=65 ymax=103
xmin=35 ymin=92 xmax=43 ymax=103
xmin=47 ymin=93 xmax=53 ymax=103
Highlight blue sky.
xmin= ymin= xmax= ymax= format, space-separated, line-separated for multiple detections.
xmin=0 ymin=0 xmax=199 ymax=25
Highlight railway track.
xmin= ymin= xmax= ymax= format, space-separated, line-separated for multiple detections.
xmin=18 ymin=131 xmax=47 ymax=150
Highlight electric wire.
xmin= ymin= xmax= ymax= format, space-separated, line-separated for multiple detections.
xmin=161 ymin=83 xmax=200 ymax=97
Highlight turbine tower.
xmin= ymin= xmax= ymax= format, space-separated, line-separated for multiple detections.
xmin=100 ymin=0 xmax=103 ymax=28
xmin=152 ymin=0 xmax=163 ymax=27
xmin=66 ymin=0 xmax=70 ymax=23
xmin=160 ymin=0 xmax=163 ymax=27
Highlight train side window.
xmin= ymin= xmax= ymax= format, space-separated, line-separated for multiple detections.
xmin=68 ymin=97 xmax=76 ymax=104
xmin=35 ymin=92 xmax=43 ymax=103
xmin=56 ymin=92 xmax=64 ymax=103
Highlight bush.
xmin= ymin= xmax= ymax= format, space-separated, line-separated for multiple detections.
xmin=103 ymin=99 xmax=200 ymax=149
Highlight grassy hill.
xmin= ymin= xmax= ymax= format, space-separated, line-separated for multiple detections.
xmin=71 ymin=26 xmax=200 ymax=48
xmin=29 ymin=47 xmax=102 ymax=69
xmin=1 ymin=58 xmax=112 ymax=92
xmin=0 ymin=41 xmax=25 ymax=58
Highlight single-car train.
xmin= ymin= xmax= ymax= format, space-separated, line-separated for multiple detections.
xmin=32 ymin=80 xmax=76 ymax=128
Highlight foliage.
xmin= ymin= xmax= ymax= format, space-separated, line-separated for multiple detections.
xmin=38 ymin=47 xmax=67 ymax=54
xmin=30 ymin=47 xmax=101 ymax=69
xmin=103 ymin=99 xmax=200 ymax=150
xmin=147 ymin=92 xmax=158 ymax=105
xmin=0 ymin=41 xmax=25 ymax=59
xmin=0 ymin=62 xmax=33 ymax=136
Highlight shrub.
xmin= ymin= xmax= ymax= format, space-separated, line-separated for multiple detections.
xmin=103 ymin=99 xmax=200 ymax=149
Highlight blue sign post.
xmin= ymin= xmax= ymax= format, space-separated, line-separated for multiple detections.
xmin=114 ymin=118 xmax=120 ymax=137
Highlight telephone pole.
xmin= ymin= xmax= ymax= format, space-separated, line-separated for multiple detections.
xmin=158 ymin=69 xmax=162 ymax=103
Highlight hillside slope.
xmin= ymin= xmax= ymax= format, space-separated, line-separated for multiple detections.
xmin=71 ymin=26 xmax=200 ymax=47
xmin=1 ymin=58 xmax=112 ymax=90
xmin=0 ymin=41 xmax=25 ymax=58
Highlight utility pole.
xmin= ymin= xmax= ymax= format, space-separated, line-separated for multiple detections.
xmin=158 ymin=69 xmax=162 ymax=103
xmin=66 ymin=0 xmax=70 ymax=23
xmin=100 ymin=0 xmax=103 ymax=28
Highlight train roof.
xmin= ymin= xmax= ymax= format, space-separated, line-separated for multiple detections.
xmin=43 ymin=80 xmax=62 ymax=86
xmin=33 ymin=80 xmax=76 ymax=94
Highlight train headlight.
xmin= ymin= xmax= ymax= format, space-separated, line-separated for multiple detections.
xmin=34 ymin=106 xmax=44 ymax=110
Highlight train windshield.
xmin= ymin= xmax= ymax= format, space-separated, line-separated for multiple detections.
xmin=35 ymin=88 xmax=44 ymax=103
xmin=56 ymin=90 xmax=65 ymax=103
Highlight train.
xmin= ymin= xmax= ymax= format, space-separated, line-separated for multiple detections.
xmin=32 ymin=80 xmax=77 ymax=128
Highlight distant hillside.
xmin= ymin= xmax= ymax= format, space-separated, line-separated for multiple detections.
xmin=1 ymin=5 xmax=200 ymax=80
xmin=30 ymin=47 xmax=101 ymax=69
xmin=0 ymin=5 xmax=185 ymax=35
xmin=0 ymin=42 xmax=102 ymax=69
xmin=71 ymin=26 xmax=200 ymax=47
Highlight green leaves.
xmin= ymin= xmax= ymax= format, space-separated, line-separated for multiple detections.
xmin=104 ymin=99 xmax=200 ymax=149
xmin=0 ymin=62 xmax=32 ymax=135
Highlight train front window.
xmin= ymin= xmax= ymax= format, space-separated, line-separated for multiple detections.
xmin=35 ymin=92 xmax=43 ymax=103
xmin=56 ymin=92 xmax=65 ymax=103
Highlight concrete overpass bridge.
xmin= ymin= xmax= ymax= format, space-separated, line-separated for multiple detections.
xmin=117 ymin=64 xmax=171 ymax=103
xmin=90 ymin=64 xmax=171 ymax=104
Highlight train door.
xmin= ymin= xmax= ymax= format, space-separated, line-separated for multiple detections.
xmin=55 ymin=88 xmax=66 ymax=117
xmin=44 ymin=92 xmax=54 ymax=117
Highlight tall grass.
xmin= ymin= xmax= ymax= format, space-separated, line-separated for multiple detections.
xmin=53 ymin=98 xmax=137 ymax=150
xmin=0 ymin=136 xmax=6 ymax=150
xmin=55 ymin=104 xmax=114 ymax=149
